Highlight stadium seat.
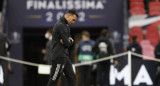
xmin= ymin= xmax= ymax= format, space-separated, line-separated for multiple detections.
xmin=130 ymin=2 xmax=144 ymax=9
xmin=151 ymin=20 xmax=160 ymax=26
xmin=151 ymin=20 xmax=160 ymax=30
xmin=130 ymin=0 xmax=143 ymax=2
xmin=130 ymin=0 xmax=145 ymax=15
xmin=130 ymin=7 xmax=145 ymax=15
xmin=149 ymin=1 xmax=160 ymax=16
xmin=129 ymin=26 xmax=143 ymax=44
xmin=146 ymin=25 xmax=159 ymax=47
xmin=140 ymin=40 xmax=155 ymax=60
xmin=149 ymin=1 xmax=160 ymax=6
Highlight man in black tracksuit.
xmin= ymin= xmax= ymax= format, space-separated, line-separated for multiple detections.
xmin=92 ymin=29 xmax=117 ymax=86
xmin=127 ymin=35 xmax=142 ymax=85
xmin=43 ymin=28 xmax=53 ymax=65
xmin=127 ymin=36 xmax=142 ymax=59
xmin=47 ymin=9 xmax=78 ymax=86
xmin=0 ymin=32 xmax=11 ymax=86
xmin=154 ymin=42 xmax=160 ymax=86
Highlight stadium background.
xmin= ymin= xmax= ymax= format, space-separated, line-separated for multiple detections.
xmin=0 ymin=0 xmax=160 ymax=86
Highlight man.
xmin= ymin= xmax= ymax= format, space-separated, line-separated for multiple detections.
xmin=0 ymin=29 xmax=11 ymax=86
xmin=92 ymin=29 xmax=117 ymax=86
xmin=77 ymin=30 xmax=94 ymax=86
xmin=47 ymin=9 xmax=78 ymax=86
xmin=127 ymin=35 xmax=142 ymax=85
xmin=154 ymin=42 xmax=160 ymax=86
xmin=127 ymin=35 xmax=142 ymax=59
xmin=42 ymin=28 xmax=52 ymax=65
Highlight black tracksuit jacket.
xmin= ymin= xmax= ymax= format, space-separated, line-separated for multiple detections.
xmin=51 ymin=17 xmax=73 ymax=60
xmin=155 ymin=42 xmax=160 ymax=66
xmin=92 ymin=36 xmax=115 ymax=58
xmin=0 ymin=33 xmax=10 ymax=57
xmin=127 ymin=42 xmax=142 ymax=59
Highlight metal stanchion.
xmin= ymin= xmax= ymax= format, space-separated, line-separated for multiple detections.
xmin=128 ymin=51 xmax=132 ymax=86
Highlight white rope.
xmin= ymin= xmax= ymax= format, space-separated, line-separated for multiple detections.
xmin=0 ymin=51 xmax=160 ymax=67
xmin=74 ymin=52 xmax=128 ymax=67
xmin=0 ymin=56 xmax=39 ymax=67
xmin=0 ymin=52 xmax=128 ymax=67
xmin=131 ymin=52 xmax=160 ymax=62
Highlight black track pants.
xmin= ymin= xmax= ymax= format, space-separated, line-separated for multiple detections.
xmin=47 ymin=57 xmax=77 ymax=86
xmin=78 ymin=65 xmax=92 ymax=86
xmin=96 ymin=61 xmax=110 ymax=86
xmin=154 ymin=66 xmax=160 ymax=86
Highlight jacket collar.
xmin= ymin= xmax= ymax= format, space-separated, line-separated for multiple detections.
xmin=60 ymin=16 xmax=68 ymax=24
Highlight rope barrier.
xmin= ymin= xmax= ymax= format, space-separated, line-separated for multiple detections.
xmin=0 ymin=51 xmax=160 ymax=68
xmin=0 ymin=56 xmax=39 ymax=67
xmin=131 ymin=52 xmax=160 ymax=62
xmin=73 ymin=52 xmax=128 ymax=67
xmin=0 ymin=52 xmax=128 ymax=67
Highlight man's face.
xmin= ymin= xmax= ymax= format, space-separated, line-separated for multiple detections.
xmin=82 ymin=35 xmax=89 ymax=41
xmin=67 ymin=14 xmax=77 ymax=24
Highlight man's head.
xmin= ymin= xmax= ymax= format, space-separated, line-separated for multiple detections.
xmin=45 ymin=28 xmax=52 ymax=40
xmin=132 ymin=35 xmax=137 ymax=42
xmin=64 ymin=9 xmax=78 ymax=24
xmin=81 ymin=30 xmax=90 ymax=41
xmin=101 ymin=29 xmax=109 ymax=37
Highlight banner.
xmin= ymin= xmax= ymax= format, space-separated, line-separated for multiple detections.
xmin=0 ymin=65 xmax=4 ymax=84
xmin=110 ymin=59 xmax=157 ymax=86
xmin=6 ymin=0 xmax=124 ymax=28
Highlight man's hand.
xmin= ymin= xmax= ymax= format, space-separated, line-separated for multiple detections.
xmin=69 ymin=37 xmax=74 ymax=44
xmin=114 ymin=60 xmax=118 ymax=65
xmin=8 ymin=64 xmax=11 ymax=71
xmin=41 ymin=49 xmax=46 ymax=54
xmin=114 ymin=60 xmax=119 ymax=69
xmin=60 ymin=37 xmax=74 ymax=45
xmin=60 ymin=39 xmax=63 ymax=44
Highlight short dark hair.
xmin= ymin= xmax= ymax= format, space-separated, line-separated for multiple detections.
xmin=66 ymin=9 xmax=78 ymax=17
xmin=82 ymin=30 xmax=90 ymax=37
xmin=101 ymin=29 xmax=108 ymax=36
xmin=132 ymin=35 xmax=137 ymax=42
xmin=47 ymin=28 xmax=53 ymax=34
